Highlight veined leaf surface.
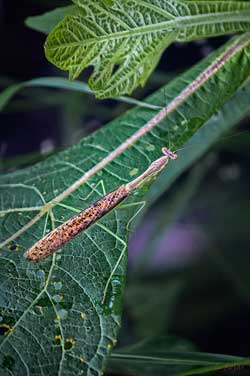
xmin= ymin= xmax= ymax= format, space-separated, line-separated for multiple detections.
xmin=0 ymin=35 xmax=250 ymax=376
xmin=45 ymin=0 xmax=250 ymax=98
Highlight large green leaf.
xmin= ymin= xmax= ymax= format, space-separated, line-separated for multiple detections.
xmin=44 ymin=0 xmax=250 ymax=98
xmin=0 ymin=35 xmax=250 ymax=376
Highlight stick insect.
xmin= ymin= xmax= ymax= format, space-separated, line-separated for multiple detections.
xmin=24 ymin=147 xmax=178 ymax=302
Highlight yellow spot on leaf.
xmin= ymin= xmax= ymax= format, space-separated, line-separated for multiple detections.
xmin=55 ymin=335 xmax=62 ymax=340
xmin=129 ymin=168 xmax=139 ymax=177
xmin=146 ymin=144 xmax=155 ymax=152
xmin=80 ymin=312 xmax=86 ymax=319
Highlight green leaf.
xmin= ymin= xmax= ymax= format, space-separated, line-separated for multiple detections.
xmin=0 ymin=84 xmax=23 ymax=112
xmin=25 ymin=6 xmax=77 ymax=34
xmin=145 ymin=78 xmax=250 ymax=205
xmin=0 ymin=35 xmax=250 ymax=375
xmin=0 ymin=77 xmax=161 ymax=112
xmin=109 ymin=342 xmax=246 ymax=376
xmin=44 ymin=0 xmax=250 ymax=98
xmin=124 ymin=279 xmax=183 ymax=338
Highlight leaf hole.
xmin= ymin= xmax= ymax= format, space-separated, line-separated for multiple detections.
xmin=64 ymin=338 xmax=76 ymax=350
xmin=0 ymin=324 xmax=13 ymax=336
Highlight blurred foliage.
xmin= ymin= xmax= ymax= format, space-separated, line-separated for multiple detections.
xmin=122 ymin=117 xmax=250 ymax=354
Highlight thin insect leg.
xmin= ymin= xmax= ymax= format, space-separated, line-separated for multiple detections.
xmin=101 ymin=180 xmax=106 ymax=195
xmin=119 ymin=201 xmax=146 ymax=231
xmin=42 ymin=211 xmax=50 ymax=237
xmin=96 ymin=200 xmax=145 ymax=303
xmin=96 ymin=222 xmax=127 ymax=304
xmin=49 ymin=209 xmax=56 ymax=231
xmin=0 ymin=206 xmax=43 ymax=216
xmin=52 ymin=203 xmax=80 ymax=224
xmin=51 ymin=203 xmax=80 ymax=227
xmin=54 ymin=181 xmax=107 ymax=213
xmin=166 ymin=127 xmax=171 ymax=150
xmin=54 ymin=219 xmax=65 ymax=224
xmin=55 ymin=202 xmax=80 ymax=213
xmin=79 ymin=180 xmax=106 ymax=201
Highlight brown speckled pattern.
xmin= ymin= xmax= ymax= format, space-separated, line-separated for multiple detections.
xmin=24 ymin=185 xmax=128 ymax=262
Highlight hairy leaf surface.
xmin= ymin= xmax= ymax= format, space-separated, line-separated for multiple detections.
xmin=45 ymin=0 xmax=250 ymax=97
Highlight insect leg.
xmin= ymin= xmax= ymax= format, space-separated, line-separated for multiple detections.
xmin=96 ymin=222 xmax=127 ymax=304
xmin=53 ymin=179 xmax=107 ymax=214
xmin=54 ymin=202 xmax=80 ymax=214
xmin=49 ymin=209 xmax=56 ymax=230
xmin=53 ymin=180 xmax=107 ymax=214
xmin=97 ymin=200 xmax=145 ymax=303
xmin=119 ymin=200 xmax=146 ymax=231
xmin=79 ymin=180 xmax=106 ymax=201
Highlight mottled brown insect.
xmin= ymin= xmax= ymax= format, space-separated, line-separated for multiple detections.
xmin=24 ymin=147 xmax=177 ymax=262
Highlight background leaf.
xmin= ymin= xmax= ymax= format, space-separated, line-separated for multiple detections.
xmin=109 ymin=336 xmax=247 ymax=376
xmin=145 ymin=78 xmax=250 ymax=205
xmin=0 ymin=77 xmax=161 ymax=113
xmin=0 ymin=35 xmax=250 ymax=376
xmin=44 ymin=0 xmax=250 ymax=98
xmin=25 ymin=6 xmax=77 ymax=34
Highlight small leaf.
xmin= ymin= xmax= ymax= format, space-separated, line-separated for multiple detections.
xmin=44 ymin=0 xmax=250 ymax=98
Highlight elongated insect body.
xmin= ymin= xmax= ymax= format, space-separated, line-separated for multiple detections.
xmin=24 ymin=147 xmax=177 ymax=262
xmin=25 ymin=186 xmax=128 ymax=262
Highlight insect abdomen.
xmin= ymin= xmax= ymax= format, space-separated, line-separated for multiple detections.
xmin=24 ymin=185 xmax=128 ymax=262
